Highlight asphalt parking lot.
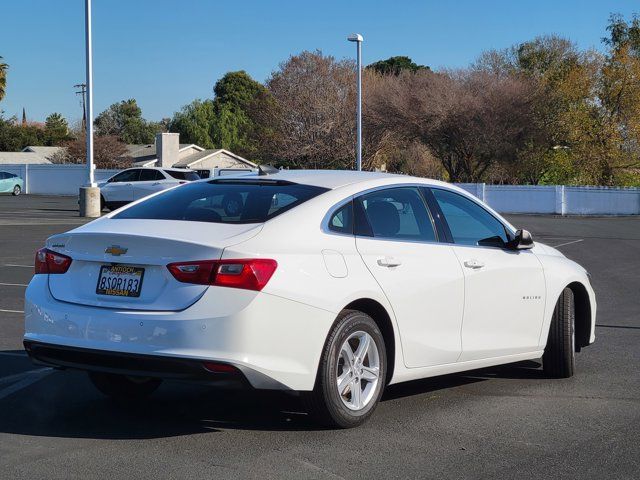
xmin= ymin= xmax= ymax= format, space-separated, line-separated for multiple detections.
xmin=0 ymin=195 xmax=638 ymax=479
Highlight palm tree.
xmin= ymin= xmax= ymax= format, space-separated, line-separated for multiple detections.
xmin=0 ymin=56 xmax=8 ymax=102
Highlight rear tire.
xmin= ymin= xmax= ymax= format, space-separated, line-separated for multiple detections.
xmin=543 ymin=288 xmax=575 ymax=378
xmin=12 ymin=185 xmax=21 ymax=196
xmin=89 ymin=372 xmax=162 ymax=400
xmin=100 ymin=195 xmax=106 ymax=211
xmin=303 ymin=310 xmax=386 ymax=428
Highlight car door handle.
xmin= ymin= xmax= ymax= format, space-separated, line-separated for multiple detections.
xmin=464 ymin=259 xmax=485 ymax=269
xmin=152 ymin=182 xmax=160 ymax=185
xmin=377 ymin=256 xmax=402 ymax=267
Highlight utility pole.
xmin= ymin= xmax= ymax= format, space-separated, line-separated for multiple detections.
xmin=74 ymin=83 xmax=87 ymax=131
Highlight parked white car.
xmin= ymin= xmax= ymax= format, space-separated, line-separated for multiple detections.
xmin=24 ymin=170 xmax=596 ymax=428
xmin=99 ymin=167 xmax=200 ymax=210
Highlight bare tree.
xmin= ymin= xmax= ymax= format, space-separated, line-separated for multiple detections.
xmin=252 ymin=51 xmax=357 ymax=169
xmin=51 ymin=135 xmax=132 ymax=169
xmin=365 ymin=69 xmax=539 ymax=182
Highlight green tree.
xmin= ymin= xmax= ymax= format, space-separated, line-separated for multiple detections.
xmin=603 ymin=13 xmax=640 ymax=55
xmin=0 ymin=115 xmax=47 ymax=151
xmin=210 ymin=71 xmax=267 ymax=155
xmin=0 ymin=56 xmax=7 ymax=102
xmin=169 ymin=99 xmax=216 ymax=148
xmin=94 ymin=99 xmax=165 ymax=144
xmin=367 ymin=56 xmax=429 ymax=76
xmin=170 ymin=71 xmax=267 ymax=156
xmin=44 ymin=112 xmax=69 ymax=145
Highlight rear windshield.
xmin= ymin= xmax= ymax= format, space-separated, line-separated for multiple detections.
xmin=166 ymin=170 xmax=200 ymax=181
xmin=113 ymin=180 xmax=329 ymax=224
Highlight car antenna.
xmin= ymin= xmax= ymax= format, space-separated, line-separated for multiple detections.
xmin=258 ymin=164 xmax=280 ymax=176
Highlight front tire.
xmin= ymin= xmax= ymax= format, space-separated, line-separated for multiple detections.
xmin=12 ymin=185 xmax=21 ymax=196
xmin=89 ymin=372 xmax=162 ymax=400
xmin=303 ymin=310 xmax=386 ymax=428
xmin=543 ymin=288 xmax=575 ymax=378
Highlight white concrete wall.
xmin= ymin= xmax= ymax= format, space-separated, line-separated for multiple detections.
xmin=455 ymin=183 xmax=640 ymax=215
xmin=0 ymin=164 xmax=118 ymax=195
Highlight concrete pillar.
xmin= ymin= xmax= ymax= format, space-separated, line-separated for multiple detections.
xmin=79 ymin=186 xmax=101 ymax=217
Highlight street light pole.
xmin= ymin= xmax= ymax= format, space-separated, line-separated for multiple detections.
xmin=85 ymin=0 xmax=94 ymax=187
xmin=347 ymin=33 xmax=363 ymax=171
xmin=79 ymin=0 xmax=100 ymax=217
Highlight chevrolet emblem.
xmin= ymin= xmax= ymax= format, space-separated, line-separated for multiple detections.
xmin=105 ymin=245 xmax=128 ymax=256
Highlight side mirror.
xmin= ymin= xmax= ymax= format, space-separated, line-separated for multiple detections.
xmin=508 ymin=229 xmax=534 ymax=250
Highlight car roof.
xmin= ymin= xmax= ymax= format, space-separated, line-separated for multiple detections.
xmin=220 ymin=169 xmax=451 ymax=190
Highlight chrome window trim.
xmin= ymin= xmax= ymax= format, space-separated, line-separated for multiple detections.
xmin=321 ymin=182 xmax=517 ymax=250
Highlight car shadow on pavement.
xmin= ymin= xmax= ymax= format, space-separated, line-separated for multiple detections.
xmin=382 ymin=360 xmax=545 ymax=401
xmin=0 ymin=358 xmax=545 ymax=438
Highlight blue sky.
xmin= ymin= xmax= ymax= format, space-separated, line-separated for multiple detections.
xmin=1 ymin=0 xmax=637 ymax=123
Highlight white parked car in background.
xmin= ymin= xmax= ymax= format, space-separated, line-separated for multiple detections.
xmin=24 ymin=170 xmax=596 ymax=428
xmin=99 ymin=167 xmax=200 ymax=210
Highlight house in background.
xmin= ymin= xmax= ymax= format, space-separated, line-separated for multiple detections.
xmin=0 ymin=147 xmax=51 ymax=166
xmin=124 ymin=133 xmax=257 ymax=176
xmin=21 ymin=146 xmax=65 ymax=161
xmin=0 ymin=133 xmax=256 ymax=176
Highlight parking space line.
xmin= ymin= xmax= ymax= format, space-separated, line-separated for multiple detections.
xmin=2 ymin=264 xmax=32 ymax=268
xmin=0 ymin=309 xmax=24 ymax=314
xmin=553 ymin=239 xmax=584 ymax=248
xmin=0 ymin=368 xmax=52 ymax=400
xmin=0 ymin=282 xmax=28 ymax=287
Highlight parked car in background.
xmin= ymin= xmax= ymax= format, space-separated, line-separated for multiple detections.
xmin=0 ymin=171 xmax=24 ymax=196
xmin=24 ymin=170 xmax=596 ymax=428
xmin=98 ymin=167 xmax=200 ymax=211
xmin=194 ymin=167 xmax=257 ymax=179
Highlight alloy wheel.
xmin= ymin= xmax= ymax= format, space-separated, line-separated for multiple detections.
xmin=336 ymin=330 xmax=380 ymax=410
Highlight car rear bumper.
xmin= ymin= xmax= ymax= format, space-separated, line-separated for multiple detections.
xmin=24 ymin=275 xmax=335 ymax=390
xmin=24 ymin=340 xmax=247 ymax=382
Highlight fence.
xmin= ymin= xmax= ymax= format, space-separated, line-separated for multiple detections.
xmin=0 ymin=164 xmax=638 ymax=215
xmin=454 ymin=183 xmax=640 ymax=215
xmin=1 ymin=164 xmax=118 ymax=196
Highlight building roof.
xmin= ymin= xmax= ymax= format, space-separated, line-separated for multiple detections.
xmin=173 ymin=148 xmax=257 ymax=168
xmin=0 ymin=152 xmax=52 ymax=165
xmin=21 ymin=146 xmax=65 ymax=160
xmin=124 ymin=143 xmax=205 ymax=167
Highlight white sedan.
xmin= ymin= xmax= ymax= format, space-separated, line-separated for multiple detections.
xmin=24 ymin=170 xmax=596 ymax=428
xmin=99 ymin=167 xmax=200 ymax=210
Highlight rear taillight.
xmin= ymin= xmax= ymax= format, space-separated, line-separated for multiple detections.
xmin=167 ymin=259 xmax=277 ymax=291
xmin=35 ymin=248 xmax=72 ymax=274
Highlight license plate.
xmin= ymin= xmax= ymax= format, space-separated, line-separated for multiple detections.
xmin=96 ymin=265 xmax=145 ymax=297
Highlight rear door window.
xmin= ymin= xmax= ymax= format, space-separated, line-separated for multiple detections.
xmin=355 ymin=187 xmax=437 ymax=242
xmin=328 ymin=202 xmax=353 ymax=234
xmin=109 ymin=170 xmax=140 ymax=183
xmin=139 ymin=169 xmax=164 ymax=181
xmin=114 ymin=180 xmax=328 ymax=224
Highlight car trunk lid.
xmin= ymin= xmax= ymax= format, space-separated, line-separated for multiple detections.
xmin=46 ymin=218 xmax=262 ymax=311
